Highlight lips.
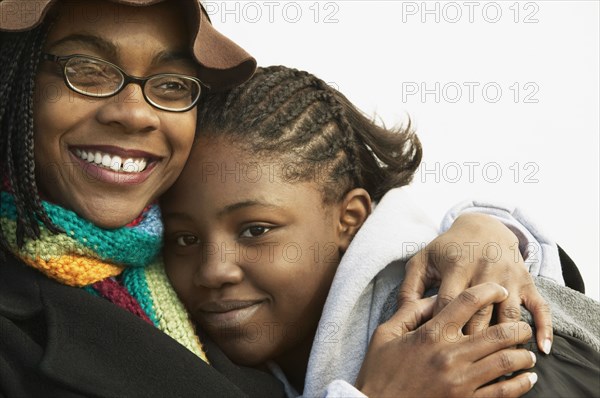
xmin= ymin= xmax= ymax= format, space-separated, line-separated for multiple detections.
xmin=68 ymin=145 xmax=161 ymax=185
xmin=197 ymin=300 xmax=265 ymax=328
xmin=70 ymin=145 xmax=159 ymax=173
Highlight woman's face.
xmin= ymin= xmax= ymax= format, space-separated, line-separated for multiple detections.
xmin=33 ymin=0 xmax=197 ymax=228
xmin=161 ymin=138 xmax=342 ymax=367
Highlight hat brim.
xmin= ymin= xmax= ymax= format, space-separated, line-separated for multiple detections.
xmin=0 ymin=0 xmax=255 ymax=91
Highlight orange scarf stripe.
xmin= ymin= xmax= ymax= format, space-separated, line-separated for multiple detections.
xmin=22 ymin=255 xmax=124 ymax=287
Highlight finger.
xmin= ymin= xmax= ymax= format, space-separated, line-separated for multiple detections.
xmin=433 ymin=282 xmax=509 ymax=330
xmin=496 ymin=287 xmax=523 ymax=325
xmin=378 ymin=296 xmax=437 ymax=340
xmin=397 ymin=255 xmax=430 ymax=305
xmin=434 ymin=265 xmax=469 ymax=316
xmin=472 ymin=348 xmax=536 ymax=386
xmin=495 ymin=283 xmax=524 ymax=351
xmin=464 ymin=304 xmax=493 ymax=335
xmin=522 ymin=289 xmax=553 ymax=354
xmin=467 ymin=321 xmax=533 ymax=360
xmin=474 ymin=372 xmax=537 ymax=398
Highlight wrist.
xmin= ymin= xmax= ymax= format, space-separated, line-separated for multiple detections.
xmin=454 ymin=213 xmax=518 ymax=240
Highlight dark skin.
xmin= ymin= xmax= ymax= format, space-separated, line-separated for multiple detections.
xmin=161 ymin=141 xmax=358 ymax=390
xmin=400 ymin=213 xmax=553 ymax=354
xmin=30 ymin=1 xmax=549 ymax=394
xmin=162 ymin=137 xmax=538 ymax=396
xmin=33 ymin=0 xmax=197 ymax=229
xmin=357 ymin=283 xmax=537 ymax=397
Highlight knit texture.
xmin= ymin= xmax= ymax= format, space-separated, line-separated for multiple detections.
xmin=0 ymin=191 xmax=208 ymax=363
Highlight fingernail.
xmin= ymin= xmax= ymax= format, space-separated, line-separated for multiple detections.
xmin=529 ymin=351 xmax=537 ymax=365
xmin=501 ymin=286 xmax=509 ymax=297
xmin=528 ymin=372 xmax=538 ymax=386
xmin=542 ymin=339 xmax=552 ymax=355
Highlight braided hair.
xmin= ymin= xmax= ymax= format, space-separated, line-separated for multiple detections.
xmin=196 ymin=65 xmax=423 ymax=204
xmin=0 ymin=23 xmax=61 ymax=252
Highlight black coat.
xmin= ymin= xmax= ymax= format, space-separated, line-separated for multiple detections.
xmin=0 ymin=255 xmax=284 ymax=398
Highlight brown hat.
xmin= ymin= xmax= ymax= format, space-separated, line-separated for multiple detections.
xmin=0 ymin=0 xmax=256 ymax=90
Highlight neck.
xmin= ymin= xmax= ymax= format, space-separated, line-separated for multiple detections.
xmin=273 ymin=336 xmax=314 ymax=394
xmin=0 ymin=191 xmax=163 ymax=285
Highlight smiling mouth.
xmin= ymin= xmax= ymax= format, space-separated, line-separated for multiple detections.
xmin=72 ymin=147 xmax=151 ymax=173
xmin=198 ymin=300 xmax=265 ymax=327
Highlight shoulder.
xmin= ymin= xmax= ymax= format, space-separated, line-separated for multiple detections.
xmin=0 ymin=254 xmax=282 ymax=397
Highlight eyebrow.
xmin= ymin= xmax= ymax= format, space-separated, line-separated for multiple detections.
xmin=46 ymin=33 xmax=195 ymax=68
xmin=46 ymin=34 xmax=118 ymax=59
xmin=163 ymin=200 xmax=282 ymax=222
xmin=216 ymin=200 xmax=282 ymax=218
xmin=151 ymin=50 xmax=196 ymax=68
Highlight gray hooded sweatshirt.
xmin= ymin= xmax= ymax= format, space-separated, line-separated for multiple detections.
xmin=267 ymin=188 xmax=599 ymax=397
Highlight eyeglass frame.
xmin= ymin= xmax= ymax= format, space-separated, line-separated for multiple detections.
xmin=40 ymin=53 xmax=205 ymax=112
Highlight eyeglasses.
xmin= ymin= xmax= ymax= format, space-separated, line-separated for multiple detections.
xmin=41 ymin=53 xmax=203 ymax=112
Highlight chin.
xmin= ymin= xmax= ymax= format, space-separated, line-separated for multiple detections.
xmin=220 ymin=341 xmax=271 ymax=367
xmin=76 ymin=200 xmax=149 ymax=229
xmin=91 ymin=215 xmax=139 ymax=229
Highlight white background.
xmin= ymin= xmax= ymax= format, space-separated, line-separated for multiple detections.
xmin=207 ymin=0 xmax=599 ymax=300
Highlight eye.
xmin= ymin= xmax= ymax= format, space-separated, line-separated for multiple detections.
xmin=158 ymin=81 xmax=187 ymax=91
xmin=239 ymin=226 xmax=272 ymax=238
xmin=66 ymin=58 xmax=120 ymax=87
xmin=149 ymin=76 xmax=195 ymax=100
xmin=175 ymin=234 xmax=199 ymax=247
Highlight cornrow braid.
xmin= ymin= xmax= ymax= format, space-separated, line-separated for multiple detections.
xmin=0 ymin=23 xmax=61 ymax=253
xmin=196 ymin=65 xmax=422 ymax=204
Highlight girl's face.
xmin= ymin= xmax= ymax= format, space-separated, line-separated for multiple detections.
xmin=33 ymin=0 xmax=197 ymax=228
xmin=161 ymin=138 xmax=345 ymax=368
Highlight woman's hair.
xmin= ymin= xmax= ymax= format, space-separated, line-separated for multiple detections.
xmin=196 ymin=65 xmax=422 ymax=204
xmin=0 ymin=23 xmax=60 ymax=251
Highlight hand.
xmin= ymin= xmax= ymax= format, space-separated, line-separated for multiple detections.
xmin=356 ymin=283 xmax=538 ymax=398
xmin=398 ymin=212 xmax=553 ymax=354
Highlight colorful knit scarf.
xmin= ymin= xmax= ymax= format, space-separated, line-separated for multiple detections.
xmin=0 ymin=191 xmax=208 ymax=363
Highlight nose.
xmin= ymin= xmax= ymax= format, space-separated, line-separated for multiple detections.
xmin=95 ymin=83 xmax=161 ymax=134
xmin=193 ymin=242 xmax=244 ymax=289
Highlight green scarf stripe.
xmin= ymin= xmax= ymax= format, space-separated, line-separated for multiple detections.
xmin=1 ymin=191 xmax=208 ymax=363
xmin=1 ymin=192 xmax=161 ymax=267
xmin=0 ymin=216 xmax=94 ymax=261
xmin=144 ymin=261 xmax=207 ymax=361
xmin=122 ymin=267 xmax=160 ymax=327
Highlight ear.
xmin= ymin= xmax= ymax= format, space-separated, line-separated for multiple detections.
xmin=337 ymin=188 xmax=372 ymax=252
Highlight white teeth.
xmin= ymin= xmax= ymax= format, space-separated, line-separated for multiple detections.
xmin=101 ymin=154 xmax=111 ymax=167
xmin=73 ymin=149 xmax=149 ymax=173
xmin=123 ymin=158 xmax=137 ymax=172
xmin=110 ymin=156 xmax=122 ymax=172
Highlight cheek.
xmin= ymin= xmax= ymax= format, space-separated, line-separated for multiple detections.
xmin=34 ymin=75 xmax=90 ymax=126
xmin=165 ymin=112 xmax=196 ymax=158
xmin=161 ymin=113 xmax=196 ymax=182
xmin=33 ymin=85 xmax=60 ymax=152
xmin=266 ymin=247 xmax=333 ymax=306
xmin=32 ymin=97 xmax=66 ymax=182
xmin=273 ymin=238 xmax=339 ymax=316
xmin=164 ymin=258 xmax=195 ymax=306
xmin=33 ymin=85 xmax=97 ymax=154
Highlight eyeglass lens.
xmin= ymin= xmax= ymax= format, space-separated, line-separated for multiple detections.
xmin=64 ymin=56 xmax=200 ymax=111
